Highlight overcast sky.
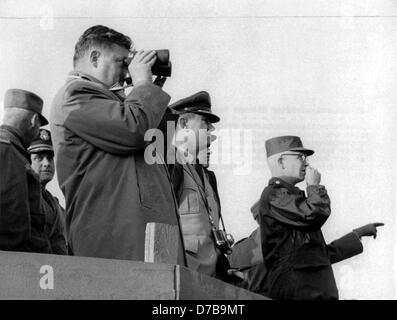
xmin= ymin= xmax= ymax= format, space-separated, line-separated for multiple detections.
xmin=1 ymin=0 xmax=396 ymax=299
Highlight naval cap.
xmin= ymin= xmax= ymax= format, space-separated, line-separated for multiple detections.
xmin=28 ymin=128 xmax=53 ymax=154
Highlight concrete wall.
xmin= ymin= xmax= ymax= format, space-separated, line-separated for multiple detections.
xmin=0 ymin=251 xmax=266 ymax=300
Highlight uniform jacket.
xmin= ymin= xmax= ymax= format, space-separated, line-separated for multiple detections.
xmin=258 ymin=177 xmax=363 ymax=300
xmin=230 ymin=225 xmax=364 ymax=296
xmin=50 ymin=71 xmax=186 ymax=265
xmin=42 ymin=187 xmax=67 ymax=254
xmin=230 ymin=227 xmax=263 ymax=271
xmin=169 ymin=162 xmax=226 ymax=278
xmin=0 ymin=125 xmax=50 ymax=253
xmin=229 ymin=227 xmax=268 ymax=293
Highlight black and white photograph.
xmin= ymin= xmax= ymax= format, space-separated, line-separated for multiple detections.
xmin=0 ymin=0 xmax=395 ymax=304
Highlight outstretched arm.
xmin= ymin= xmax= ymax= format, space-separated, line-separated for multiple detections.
xmin=327 ymin=223 xmax=384 ymax=264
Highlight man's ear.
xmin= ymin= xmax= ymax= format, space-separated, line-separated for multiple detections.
xmin=278 ymin=157 xmax=285 ymax=170
xmin=31 ymin=113 xmax=40 ymax=128
xmin=179 ymin=117 xmax=188 ymax=129
xmin=90 ymin=50 xmax=100 ymax=67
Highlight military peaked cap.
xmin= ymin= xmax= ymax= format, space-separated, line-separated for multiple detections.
xmin=4 ymin=88 xmax=48 ymax=125
xmin=169 ymin=91 xmax=220 ymax=123
xmin=265 ymin=136 xmax=314 ymax=158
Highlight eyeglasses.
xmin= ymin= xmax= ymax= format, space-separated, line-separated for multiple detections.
xmin=280 ymin=153 xmax=308 ymax=162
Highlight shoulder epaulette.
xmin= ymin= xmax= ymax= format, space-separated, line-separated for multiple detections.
xmin=269 ymin=179 xmax=283 ymax=188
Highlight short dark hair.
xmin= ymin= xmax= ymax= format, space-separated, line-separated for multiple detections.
xmin=73 ymin=25 xmax=133 ymax=67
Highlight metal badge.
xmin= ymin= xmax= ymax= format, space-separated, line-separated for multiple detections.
xmin=40 ymin=130 xmax=49 ymax=141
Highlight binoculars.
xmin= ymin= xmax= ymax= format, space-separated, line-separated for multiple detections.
xmin=124 ymin=49 xmax=172 ymax=85
xmin=151 ymin=49 xmax=172 ymax=77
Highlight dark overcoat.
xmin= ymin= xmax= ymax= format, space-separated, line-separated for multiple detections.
xmin=0 ymin=125 xmax=50 ymax=253
xmin=230 ymin=225 xmax=364 ymax=297
xmin=42 ymin=188 xmax=67 ymax=254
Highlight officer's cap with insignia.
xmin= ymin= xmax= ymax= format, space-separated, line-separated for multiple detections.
xmin=4 ymin=88 xmax=48 ymax=125
xmin=265 ymin=136 xmax=314 ymax=158
xmin=28 ymin=129 xmax=53 ymax=154
xmin=168 ymin=91 xmax=220 ymax=123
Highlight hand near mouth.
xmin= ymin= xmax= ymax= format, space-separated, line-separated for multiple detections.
xmin=305 ymin=166 xmax=321 ymax=186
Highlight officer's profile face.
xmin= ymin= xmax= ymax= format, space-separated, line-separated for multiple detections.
xmin=183 ymin=114 xmax=215 ymax=153
xmin=279 ymin=152 xmax=308 ymax=182
xmin=185 ymin=114 xmax=213 ymax=131
xmin=30 ymin=151 xmax=55 ymax=186
xmin=94 ymin=44 xmax=130 ymax=87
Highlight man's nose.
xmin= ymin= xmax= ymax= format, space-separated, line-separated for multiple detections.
xmin=41 ymin=157 xmax=50 ymax=167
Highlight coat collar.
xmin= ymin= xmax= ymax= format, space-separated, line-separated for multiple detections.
xmin=67 ymin=70 xmax=123 ymax=102
xmin=68 ymin=70 xmax=107 ymax=87
xmin=268 ymin=177 xmax=302 ymax=194
xmin=0 ymin=125 xmax=30 ymax=158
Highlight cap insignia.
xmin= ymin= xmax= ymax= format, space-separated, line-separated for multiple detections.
xmin=40 ymin=130 xmax=49 ymax=141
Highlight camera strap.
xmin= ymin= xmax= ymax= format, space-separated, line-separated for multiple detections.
xmin=183 ymin=164 xmax=235 ymax=257
xmin=183 ymin=164 xmax=222 ymax=232
xmin=199 ymin=166 xmax=229 ymax=234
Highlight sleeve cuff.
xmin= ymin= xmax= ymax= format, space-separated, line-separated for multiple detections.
xmin=306 ymin=184 xmax=327 ymax=195
xmin=133 ymin=80 xmax=153 ymax=88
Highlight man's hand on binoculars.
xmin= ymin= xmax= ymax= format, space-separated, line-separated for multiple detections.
xmin=129 ymin=50 xmax=157 ymax=85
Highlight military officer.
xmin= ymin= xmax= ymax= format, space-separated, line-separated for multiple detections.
xmin=0 ymin=89 xmax=50 ymax=253
xmin=168 ymin=91 xmax=235 ymax=281
xmin=258 ymin=135 xmax=384 ymax=300
xmin=28 ymin=129 xmax=67 ymax=254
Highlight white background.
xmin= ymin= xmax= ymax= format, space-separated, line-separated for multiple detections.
xmin=0 ymin=0 xmax=396 ymax=299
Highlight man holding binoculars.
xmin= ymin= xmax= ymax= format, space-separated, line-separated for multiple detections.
xmin=50 ymin=25 xmax=186 ymax=265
